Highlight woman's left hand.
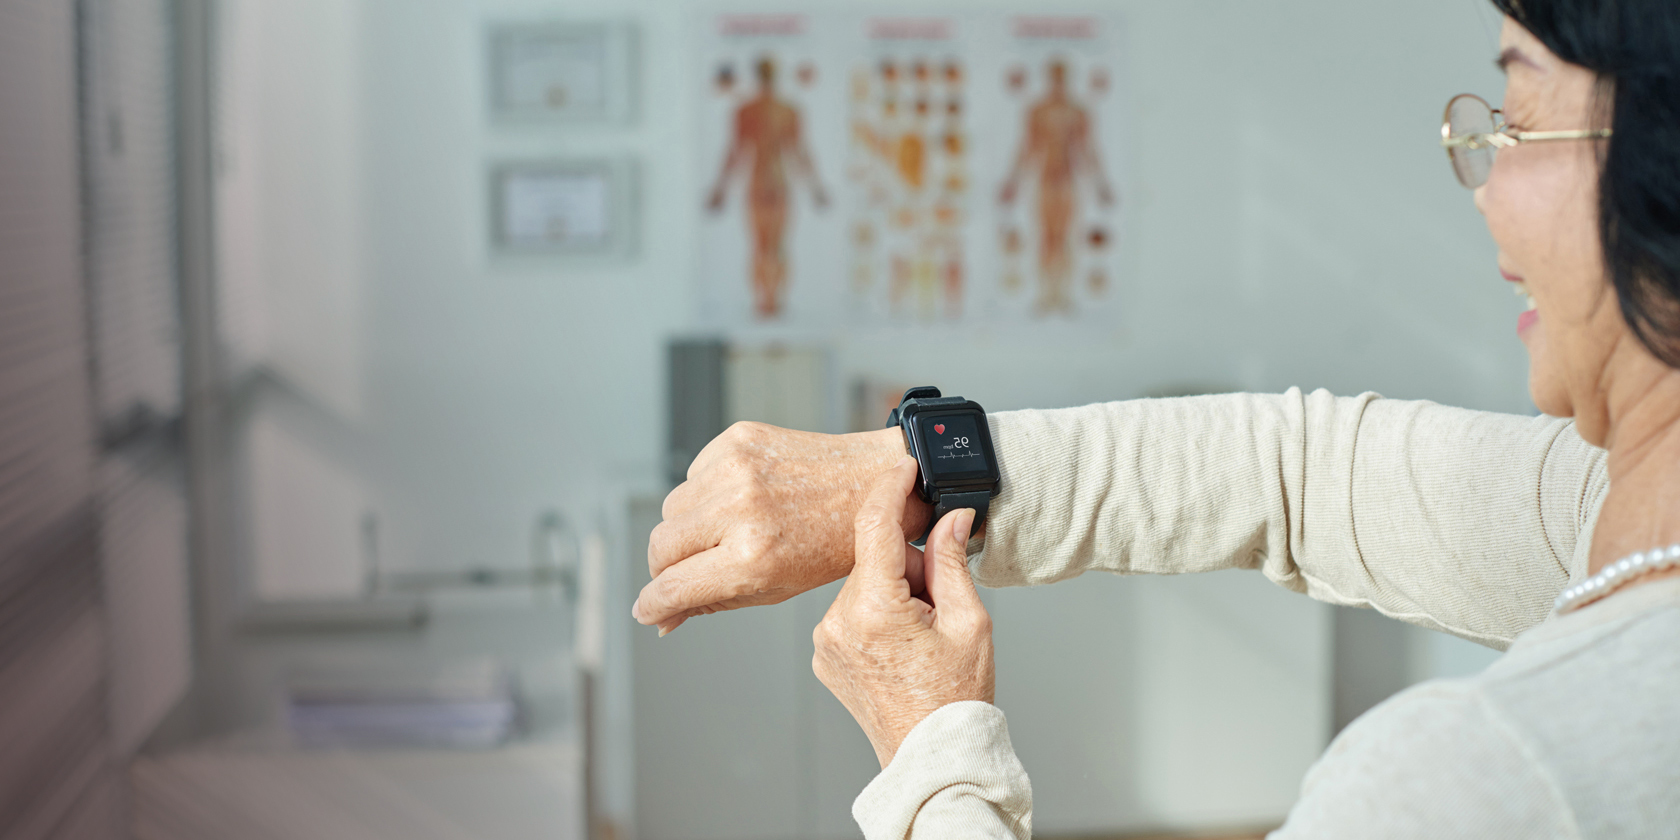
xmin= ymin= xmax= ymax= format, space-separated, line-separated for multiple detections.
xmin=813 ymin=458 xmax=996 ymax=768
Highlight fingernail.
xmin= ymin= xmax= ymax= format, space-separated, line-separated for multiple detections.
xmin=954 ymin=509 xmax=974 ymax=544
xmin=657 ymin=625 xmax=670 ymax=638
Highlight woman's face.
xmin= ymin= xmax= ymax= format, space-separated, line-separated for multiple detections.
xmin=1475 ymin=18 xmax=1619 ymax=439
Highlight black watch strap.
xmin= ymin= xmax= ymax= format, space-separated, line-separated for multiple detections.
xmin=913 ymin=490 xmax=992 ymax=548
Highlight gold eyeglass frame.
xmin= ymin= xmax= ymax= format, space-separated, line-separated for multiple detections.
xmin=1440 ymin=93 xmax=1613 ymax=188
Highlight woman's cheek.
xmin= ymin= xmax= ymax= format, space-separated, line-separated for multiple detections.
xmin=1480 ymin=166 xmax=1528 ymax=263
xmin=1481 ymin=161 xmax=1570 ymax=415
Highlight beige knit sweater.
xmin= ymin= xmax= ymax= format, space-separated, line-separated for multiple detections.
xmin=852 ymin=389 xmax=1680 ymax=838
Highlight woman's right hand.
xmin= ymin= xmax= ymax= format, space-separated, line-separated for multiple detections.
xmin=813 ymin=459 xmax=995 ymax=768
xmin=634 ymin=422 xmax=932 ymax=635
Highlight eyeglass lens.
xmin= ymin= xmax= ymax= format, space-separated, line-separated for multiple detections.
xmin=1447 ymin=96 xmax=1497 ymax=188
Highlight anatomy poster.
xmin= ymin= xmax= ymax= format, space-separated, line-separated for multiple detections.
xmin=845 ymin=18 xmax=972 ymax=322
xmin=695 ymin=12 xmax=1130 ymax=332
xmin=990 ymin=18 xmax=1122 ymax=320
xmin=697 ymin=14 xmax=843 ymax=325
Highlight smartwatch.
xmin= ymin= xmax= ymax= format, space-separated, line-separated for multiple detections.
xmin=885 ymin=386 xmax=1002 ymax=546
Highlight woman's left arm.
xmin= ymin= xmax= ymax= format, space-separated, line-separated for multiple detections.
xmin=814 ymin=459 xmax=1031 ymax=839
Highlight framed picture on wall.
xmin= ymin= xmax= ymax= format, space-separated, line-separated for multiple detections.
xmin=487 ymin=21 xmax=637 ymax=124
xmin=488 ymin=158 xmax=637 ymax=257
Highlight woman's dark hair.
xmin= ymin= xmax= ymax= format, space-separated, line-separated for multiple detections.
xmin=1490 ymin=0 xmax=1680 ymax=368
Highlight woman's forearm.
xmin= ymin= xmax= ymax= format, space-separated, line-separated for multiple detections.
xmin=974 ymin=388 xmax=1608 ymax=648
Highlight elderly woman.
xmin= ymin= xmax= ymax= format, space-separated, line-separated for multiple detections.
xmin=636 ymin=1 xmax=1680 ymax=836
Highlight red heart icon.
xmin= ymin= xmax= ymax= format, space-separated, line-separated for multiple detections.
xmin=934 ymin=424 xmax=945 ymax=434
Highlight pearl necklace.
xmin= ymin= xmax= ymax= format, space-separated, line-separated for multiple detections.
xmin=1552 ymin=543 xmax=1680 ymax=615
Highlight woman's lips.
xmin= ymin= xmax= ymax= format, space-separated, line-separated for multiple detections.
xmin=1506 ymin=267 xmax=1536 ymax=335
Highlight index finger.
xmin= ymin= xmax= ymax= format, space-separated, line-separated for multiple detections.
xmin=633 ymin=543 xmax=743 ymax=626
xmin=647 ymin=513 xmax=721 ymax=579
xmin=851 ymin=458 xmax=920 ymax=583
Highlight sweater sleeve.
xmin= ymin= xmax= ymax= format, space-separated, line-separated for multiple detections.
xmin=852 ymin=702 xmax=1032 ymax=840
xmin=973 ymin=388 xmax=1609 ymax=648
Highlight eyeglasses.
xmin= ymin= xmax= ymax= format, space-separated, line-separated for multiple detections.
xmin=1440 ymin=93 xmax=1613 ymax=189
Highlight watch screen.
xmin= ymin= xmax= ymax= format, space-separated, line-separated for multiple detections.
xmin=920 ymin=413 xmax=987 ymax=478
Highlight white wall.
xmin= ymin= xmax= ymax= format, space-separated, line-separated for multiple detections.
xmin=231 ymin=0 xmax=1522 ymax=588
xmin=220 ymin=0 xmax=1526 ymax=836
xmin=218 ymin=0 xmax=368 ymax=423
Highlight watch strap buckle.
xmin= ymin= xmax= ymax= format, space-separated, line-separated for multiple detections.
xmin=913 ymin=489 xmax=992 ymax=548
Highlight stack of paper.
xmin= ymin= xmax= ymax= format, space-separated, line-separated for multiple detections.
xmin=286 ymin=660 xmax=518 ymax=749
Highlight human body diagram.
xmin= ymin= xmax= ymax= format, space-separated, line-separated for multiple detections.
xmin=998 ymin=61 xmax=1114 ymax=315
xmin=707 ymin=58 xmax=829 ymax=320
xmin=848 ymin=58 xmax=968 ymax=320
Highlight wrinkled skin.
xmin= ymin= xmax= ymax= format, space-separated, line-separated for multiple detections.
xmin=811 ymin=459 xmax=995 ymax=767
xmin=1476 ymin=19 xmax=1680 ymax=580
xmin=634 ymin=422 xmax=928 ymax=634
xmin=1477 ymin=19 xmax=1616 ymax=436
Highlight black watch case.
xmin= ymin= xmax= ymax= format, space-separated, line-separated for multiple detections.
xmin=886 ymin=387 xmax=1001 ymax=504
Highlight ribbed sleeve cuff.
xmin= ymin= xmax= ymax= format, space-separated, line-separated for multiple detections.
xmin=853 ymin=701 xmax=1032 ymax=840
xmin=967 ymin=410 xmax=1027 ymax=582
